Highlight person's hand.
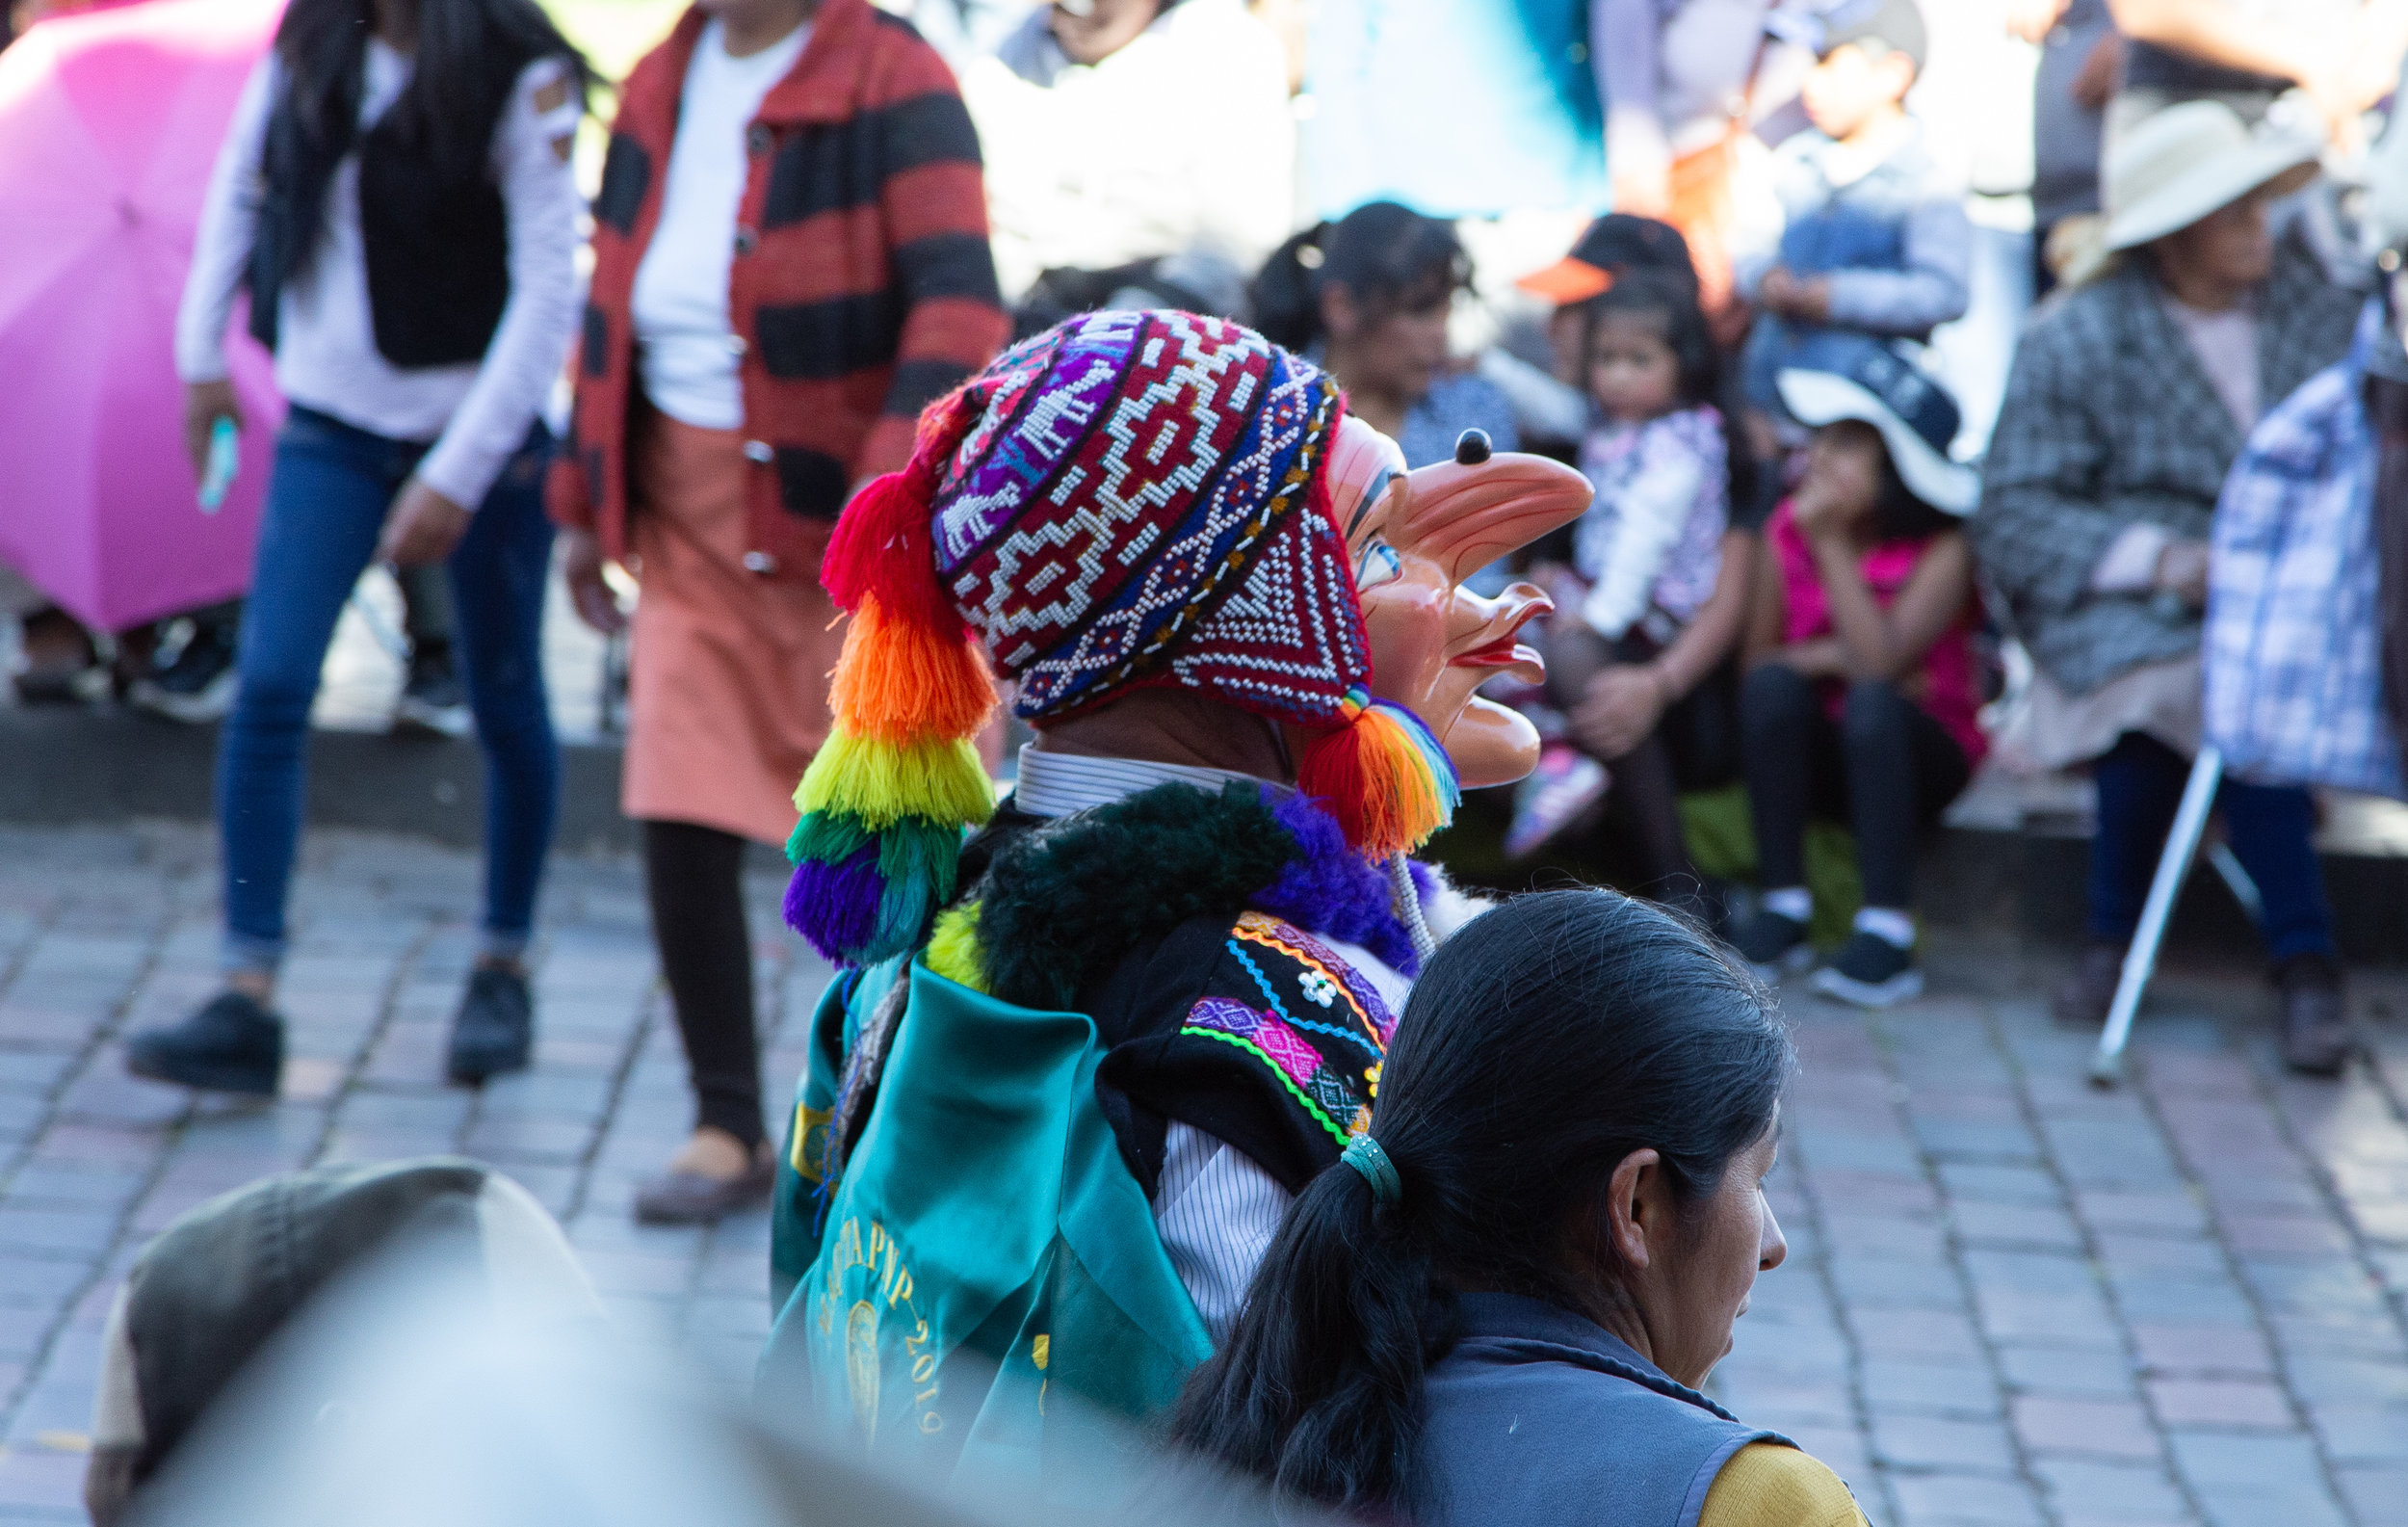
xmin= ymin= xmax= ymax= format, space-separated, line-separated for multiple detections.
xmin=1758 ymin=268 xmax=1831 ymax=324
xmin=2155 ymin=538 xmax=2212 ymax=609
xmin=562 ymin=527 xmax=628 ymax=634
xmin=1569 ymin=664 xmax=1669 ymax=761
xmin=1790 ymin=461 xmax=1870 ymax=541
xmin=182 ymin=379 xmax=242 ymax=479
xmin=378 ymin=478 xmax=471 ymax=567
xmin=2071 ymin=31 xmax=2122 ymax=111
xmin=2003 ymin=0 xmax=2069 ymax=44
xmin=1611 ymin=163 xmax=1673 ymax=221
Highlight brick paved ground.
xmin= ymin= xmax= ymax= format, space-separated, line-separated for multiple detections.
xmin=1 ymin=825 xmax=2404 ymax=1525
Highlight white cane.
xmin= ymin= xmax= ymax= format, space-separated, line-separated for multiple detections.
xmin=2090 ymin=746 xmax=2224 ymax=1086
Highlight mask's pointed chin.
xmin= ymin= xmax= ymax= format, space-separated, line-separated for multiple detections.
xmin=1444 ymin=697 xmax=1543 ymax=791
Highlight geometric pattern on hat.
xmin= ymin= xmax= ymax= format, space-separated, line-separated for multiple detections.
xmin=926 ymin=309 xmax=1366 ymax=727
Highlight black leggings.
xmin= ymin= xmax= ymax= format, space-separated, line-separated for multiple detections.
xmin=1741 ymin=664 xmax=1971 ymax=909
xmin=641 ymin=820 xmax=763 ymax=1151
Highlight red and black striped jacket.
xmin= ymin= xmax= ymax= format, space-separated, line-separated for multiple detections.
xmin=547 ymin=0 xmax=1007 ymax=579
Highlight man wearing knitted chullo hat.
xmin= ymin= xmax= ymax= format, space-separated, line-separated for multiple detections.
xmin=759 ymin=308 xmax=1590 ymax=1467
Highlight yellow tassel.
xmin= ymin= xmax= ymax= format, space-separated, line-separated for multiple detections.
xmin=923 ymin=904 xmax=987 ymax=990
xmin=794 ymin=729 xmax=998 ymax=832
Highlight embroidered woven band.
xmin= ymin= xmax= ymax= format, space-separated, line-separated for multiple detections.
xmin=930 ymin=308 xmax=1368 ymax=726
xmin=1341 ymin=1134 xmax=1401 ymax=1206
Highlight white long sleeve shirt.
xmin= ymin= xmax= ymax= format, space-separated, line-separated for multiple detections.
xmin=175 ymin=44 xmax=583 ymax=509
xmin=961 ymin=0 xmax=1295 ymax=303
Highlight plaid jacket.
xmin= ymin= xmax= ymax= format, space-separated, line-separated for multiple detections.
xmin=2205 ymin=307 xmax=2403 ymax=797
xmin=548 ymin=0 xmax=1008 ymax=579
xmin=1972 ymin=236 xmax=2357 ymax=694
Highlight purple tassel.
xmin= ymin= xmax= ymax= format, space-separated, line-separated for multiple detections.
xmin=783 ymin=843 xmax=885 ymax=963
xmin=1256 ymin=792 xmax=1419 ymax=974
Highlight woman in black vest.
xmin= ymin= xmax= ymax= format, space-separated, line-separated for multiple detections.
xmin=134 ymin=0 xmax=587 ymax=1097
xmin=1171 ymin=890 xmax=1865 ymax=1527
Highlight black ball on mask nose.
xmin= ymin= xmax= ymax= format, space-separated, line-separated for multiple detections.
xmin=1453 ymin=429 xmax=1492 ymax=465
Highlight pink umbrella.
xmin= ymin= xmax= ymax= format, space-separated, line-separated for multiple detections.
xmin=0 ymin=0 xmax=285 ymax=632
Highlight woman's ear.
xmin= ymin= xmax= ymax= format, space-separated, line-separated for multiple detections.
xmin=1606 ymin=1147 xmax=1662 ymax=1271
xmin=1321 ymin=283 xmax=1359 ymax=342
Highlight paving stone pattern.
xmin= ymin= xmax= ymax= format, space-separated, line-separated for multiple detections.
xmin=3 ymin=826 xmax=2408 ymax=1525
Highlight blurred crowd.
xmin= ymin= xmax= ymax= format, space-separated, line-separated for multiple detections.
xmin=17 ymin=3 xmax=2408 ymax=1524
xmin=9 ymin=0 xmax=2408 ymax=1226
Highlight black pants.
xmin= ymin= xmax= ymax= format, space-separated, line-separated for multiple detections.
xmin=642 ymin=820 xmax=763 ymax=1151
xmin=1741 ymin=665 xmax=1972 ymax=909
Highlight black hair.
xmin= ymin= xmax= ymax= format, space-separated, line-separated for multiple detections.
xmin=1818 ymin=420 xmax=1958 ymax=541
xmin=1577 ymin=271 xmax=1760 ymax=516
xmin=1579 ymin=269 xmax=1718 ymax=412
xmin=268 ymin=0 xmax=588 ymax=287
xmin=1168 ymin=890 xmax=1792 ymax=1514
xmin=1250 ymin=200 xmax=1472 ymax=352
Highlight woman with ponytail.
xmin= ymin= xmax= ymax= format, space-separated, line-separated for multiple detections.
xmin=757 ymin=309 xmax=1592 ymax=1470
xmin=1249 ymin=200 xmax=1519 ymax=470
xmin=1173 ymin=889 xmax=1863 ymax=1527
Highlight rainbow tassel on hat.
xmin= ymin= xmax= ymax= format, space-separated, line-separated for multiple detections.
xmin=1295 ymin=688 xmax=1461 ymax=862
xmin=783 ymin=397 xmax=998 ymax=967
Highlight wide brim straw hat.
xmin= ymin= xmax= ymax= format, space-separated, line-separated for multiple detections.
xmin=2102 ymin=99 xmax=2319 ymax=253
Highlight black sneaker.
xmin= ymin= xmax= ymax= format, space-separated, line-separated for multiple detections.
xmin=125 ymin=991 xmax=283 ymax=1095
xmin=1812 ymin=931 xmax=1924 ymax=1008
xmin=447 ymin=965 xmax=533 ymax=1085
xmin=128 ymin=621 xmax=239 ymax=724
xmin=394 ymin=644 xmax=471 ymax=738
xmin=1730 ymin=908 xmax=1812 ymax=979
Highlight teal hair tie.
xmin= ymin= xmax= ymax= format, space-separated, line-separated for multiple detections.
xmin=1341 ymin=1134 xmax=1401 ymax=1206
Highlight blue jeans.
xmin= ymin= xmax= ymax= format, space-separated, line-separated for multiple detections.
xmin=219 ymin=406 xmax=560 ymax=974
xmin=2088 ymin=731 xmax=2334 ymax=963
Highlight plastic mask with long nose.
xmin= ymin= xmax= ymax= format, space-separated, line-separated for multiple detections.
xmin=1322 ymin=416 xmax=1594 ymax=790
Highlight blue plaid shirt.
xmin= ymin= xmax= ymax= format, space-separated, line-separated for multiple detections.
xmin=2205 ymin=303 xmax=2404 ymax=799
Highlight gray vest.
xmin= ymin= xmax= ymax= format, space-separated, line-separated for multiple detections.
xmin=1413 ymin=1293 xmax=1816 ymax=1527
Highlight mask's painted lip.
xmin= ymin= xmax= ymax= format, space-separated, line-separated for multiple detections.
xmin=1447 ymin=595 xmax=1551 ymax=670
xmin=1451 ymin=638 xmax=1542 ymax=669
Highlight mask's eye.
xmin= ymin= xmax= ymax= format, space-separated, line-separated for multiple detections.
xmin=1357 ymin=540 xmax=1402 ymax=592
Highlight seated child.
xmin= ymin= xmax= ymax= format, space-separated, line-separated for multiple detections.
xmin=1728 ymin=333 xmax=1983 ymax=1007
xmin=1734 ymin=0 xmax=1970 ymax=422
xmin=1510 ymin=272 xmax=1753 ymax=910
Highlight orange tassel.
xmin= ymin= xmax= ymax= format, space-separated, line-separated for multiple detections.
xmin=828 ymin=591 xmax=999 ymax=745
xmin=1296 ymin=695 xmax=1458 ymax=860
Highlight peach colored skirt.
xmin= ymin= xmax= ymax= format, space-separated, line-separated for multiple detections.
xmin=622 ymin=409 xmax=844 ymax=846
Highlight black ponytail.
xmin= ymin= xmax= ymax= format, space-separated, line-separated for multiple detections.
xmin=1248 ymin=200 xmax=1471 ymax=353
xmin=1168 ymin=890 xmax=1792 ymax=1514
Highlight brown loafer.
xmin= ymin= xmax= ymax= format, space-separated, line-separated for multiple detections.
xmin=632 ymin=1153 xmax=776 ymax=1226
xmin=2275 ymin=954 xmax=2351 ymax=1078
xmin=2053 ymin=942 xmax=2125 ymax=1029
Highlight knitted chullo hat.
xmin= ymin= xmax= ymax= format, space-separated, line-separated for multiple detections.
xmin=786 ymin=308 xmax=1458 ymax=967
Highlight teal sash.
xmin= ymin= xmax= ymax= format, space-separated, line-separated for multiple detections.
xmin=763 ymin=959 xmax=1215 ymax=1485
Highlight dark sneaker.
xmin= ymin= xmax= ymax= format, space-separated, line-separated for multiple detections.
xmin=2275 ymin=953 xmax=2350 ymax=1077
xmin=125 ymin=991 xmax=283 ymax=1095
xmin=1730 ymin=908 xmax=1812 ymax=979
xmin=128 ymin=621 xmax=239 ymax=724
xmin=1505 ymin=744 xmax=1610 ymax=859
xmin=2053 ymin=942 xmax=2127 ymax=1030
xmin=634 ymin=1149 xmax=776 ymax=1226
xmin=394 ymin=644 xmax=471 ymax=738
xmin=12 ymin=607 xmax=103 ymax=705
xmin=446 ymin=965 xmax=533 ymax=1085
xmin=1812 ymin=932 xmax=1924 ymax=1008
